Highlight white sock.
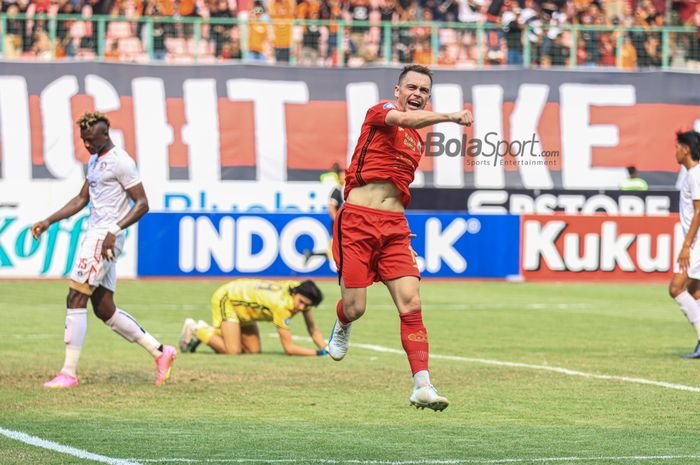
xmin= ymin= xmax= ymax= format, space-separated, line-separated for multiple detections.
xmin=61 ymin=308 xmax=88 ymax=378
xmin=692 ymin=298 xmax=700 ymax=339
xmin=413 ymin=369 xmax=430 ymax=389
xmin=675 ymin=292 xmax=700 ymax=328
xmin=106 ymin=309 xmax=163 ymax=359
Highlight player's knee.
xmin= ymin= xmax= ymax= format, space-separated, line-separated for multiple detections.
xmin=222 ymin=346 xmax=242 ymax=355
xmin=66 ymin=289 xmax=89 ymax=309
xmin=669 ymin=282 xmax=684 ymax=298
xmin=94 ymin=306 xmax=115 ymax=322
xmin=399 ymin=294 xmax=422 ymax=313
xmin=91 ymin=295 xmax=115 ymax=322
xmin=343 ymin=301 xmax=366 ymax=320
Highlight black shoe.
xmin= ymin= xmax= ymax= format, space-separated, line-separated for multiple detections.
xmin=681 ymin=341 xmax=700 ymax=359
xmin=186 ymin=338 xmax=201 ymax=353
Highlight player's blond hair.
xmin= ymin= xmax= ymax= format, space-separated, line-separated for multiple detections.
xmin=76 ymin=112 xmax=110 ymax=130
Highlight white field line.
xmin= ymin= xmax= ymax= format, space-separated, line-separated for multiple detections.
xmin=130 ymin=456 xmax=700 ymax=464
xmin=282 ymin=336 xmax=700 ymax=394
xmin=3 ymin=427 xmax=700 ymax=465
xmin=0 ymin=427 xmax=143 ymax=465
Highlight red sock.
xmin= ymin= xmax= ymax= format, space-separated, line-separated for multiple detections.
xmin=400 ymin=310 xmax=429 ymax=375
xmin=336 ymin=300 xmax=351 ymax=326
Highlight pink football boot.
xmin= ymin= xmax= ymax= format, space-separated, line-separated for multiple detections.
xmin=43 ymin=372 xmax=79 ymax=388
xmin=155 ymin=345 xmax=177 ymax=386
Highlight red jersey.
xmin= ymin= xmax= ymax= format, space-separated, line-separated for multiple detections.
xmin=344 ymin=101 xmax=424 ymax=208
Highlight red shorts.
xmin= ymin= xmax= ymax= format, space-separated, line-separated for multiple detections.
xmin=332 ymin=203 xmax=420 ymax=288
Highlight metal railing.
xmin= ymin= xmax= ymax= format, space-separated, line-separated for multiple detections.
xmin=1 ymin=13 xmax=698 ymax=69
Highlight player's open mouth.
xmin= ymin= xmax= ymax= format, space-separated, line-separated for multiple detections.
xmin=407 ymin=99 xmax=422 ymax=110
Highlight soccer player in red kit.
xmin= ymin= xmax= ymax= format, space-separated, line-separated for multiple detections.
xmin=327 ymin=64 xmax=473 ymax=411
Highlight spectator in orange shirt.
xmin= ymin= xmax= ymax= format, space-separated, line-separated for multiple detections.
xmin=248 ymin=5 xmax=270 ymax=61
xmin=269 ymin=0 xmax=295 ymax=63
xmin=620 ymin=36 xmax=637 ymax=69
xmin=105 ymin=40 xmax=121 ymax=61
xmin=412 ymin=40 xmax=432 ymax=65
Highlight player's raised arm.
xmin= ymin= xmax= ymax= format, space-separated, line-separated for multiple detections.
xmin=32 ymin=180 xmax=90 ymax=241
xmin=385 ymin=108 xmax=473 ymax=130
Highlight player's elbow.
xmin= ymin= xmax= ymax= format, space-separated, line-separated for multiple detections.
xmin=282 ymin=347 xmax=295 ymax=356
xmin=78 ymin=195 xmax=90 ymax=209
xmin=136 ymin=199 xmax=150 ymax=217
xmin=279 ymin=340 xmax=294 ymax=355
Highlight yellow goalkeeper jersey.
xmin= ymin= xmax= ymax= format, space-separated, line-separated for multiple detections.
xmin=213 ymin=279 xmax=300 ymax=330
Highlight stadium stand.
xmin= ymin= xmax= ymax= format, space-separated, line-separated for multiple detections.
xmin=0 ymin=0 xmax=699 ymax=68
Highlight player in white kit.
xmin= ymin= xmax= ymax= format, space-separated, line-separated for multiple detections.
xmin=668 ymin=130 xmax=700 ymax=359
xmin=32 ymin=112 xmax=176 ymax=388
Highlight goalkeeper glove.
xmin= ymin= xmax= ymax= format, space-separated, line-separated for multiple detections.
xmin=316 ymin=346 xmax=329 ymax=356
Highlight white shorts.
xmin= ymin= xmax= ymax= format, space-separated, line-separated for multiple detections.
xmin=69 ymin=229 xmax=126 ymax=292
xmin=674 ymin=242 xmax=700 ymax=280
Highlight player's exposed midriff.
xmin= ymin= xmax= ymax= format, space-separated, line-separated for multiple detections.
xmin=345 ymin=181 xmax=405 ymax=212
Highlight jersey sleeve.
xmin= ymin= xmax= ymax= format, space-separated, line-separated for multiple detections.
xmin=268 ymin=296 xmax=292 ymax=330
xmin=364 ymin=101 xmax=398 ymax=127
xmin=272 ymin=311 xmax=291 ymax=330
xmin=115 ymin=154 xmax=142 ymax=190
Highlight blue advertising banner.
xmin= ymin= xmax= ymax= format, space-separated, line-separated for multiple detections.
xmin=137 ymin=212 xmax=520 ymax=278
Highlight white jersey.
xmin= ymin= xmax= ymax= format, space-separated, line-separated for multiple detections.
xmin=679 ymin=165 xmax=700 ymax=237
xmin=86 ymin=147 xmax=141 ymax=230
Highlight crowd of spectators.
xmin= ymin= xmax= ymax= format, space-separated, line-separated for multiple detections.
xmin=1 ymin=0 xmax=699 ymax=67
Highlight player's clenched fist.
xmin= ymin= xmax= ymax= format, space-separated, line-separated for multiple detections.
xmin=450 ymin=109 xmax=473 ymax=127
xmin=31 ymin=220 xmax=50 ymax=241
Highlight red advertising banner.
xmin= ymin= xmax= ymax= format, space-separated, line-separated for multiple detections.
xmin=521 ymin=214 xmax=682 ymax=281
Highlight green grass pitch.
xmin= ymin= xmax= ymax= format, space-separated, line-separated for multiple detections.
xmin=1 ymin=279 xmax=700 ymax=465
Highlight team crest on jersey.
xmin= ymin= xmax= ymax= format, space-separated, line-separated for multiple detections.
xmin=383 ymin=102 xmax=396 ymax=110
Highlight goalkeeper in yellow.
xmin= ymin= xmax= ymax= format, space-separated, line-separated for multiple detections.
xmin=179 ymin=279 xmax=328 ymax=356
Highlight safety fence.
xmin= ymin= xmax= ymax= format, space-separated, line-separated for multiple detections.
xmin=1 ymin=14 xmax=699 ymax=69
